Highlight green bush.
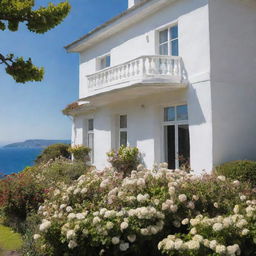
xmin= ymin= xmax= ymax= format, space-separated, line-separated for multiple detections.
xmin=107 ymin=146 xmax=140 ymax=176
xmin=68 ymin=145 xmax=91 ymax=162
xmin=28 ymin=158 xmax=88 ymax=187
xmin=215 ymin=160 xmax=256 ymax=186
xmin=35 ymin=143 xmax=71 ymax=164
xmin=0 ymin=172 xmax=45 ymax=231
xmin=0 ymin=158 xmax=88 ymax=233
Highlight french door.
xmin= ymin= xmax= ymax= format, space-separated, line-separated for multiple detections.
xmin=163 ymin=105 xmax=190 ymax=169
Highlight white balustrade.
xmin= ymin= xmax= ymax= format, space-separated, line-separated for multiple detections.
xmin=87 ymin=55 xmax=182 ymax=92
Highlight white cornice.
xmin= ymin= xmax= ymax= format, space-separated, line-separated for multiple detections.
xmin=65 ymin=0 xmax=176 ymax=53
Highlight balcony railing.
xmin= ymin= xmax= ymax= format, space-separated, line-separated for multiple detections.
xmin=87 ymin=55 xmax=183 ymax=93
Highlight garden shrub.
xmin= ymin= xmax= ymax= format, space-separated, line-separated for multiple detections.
xmin=68 ymin=145 xmax=91 ymax=162
xmin=28 ymin=158 xmax=88 ymax=187
xmin=32 ymin=164 xmax=256 ymax=256
xmin=0 ymin=158 xmax=88 ymax=233
xmin=215 ymin=160 xmax=256 ymax=187
xmin=35 ymin=143 xmax=71 ymax=164
xmin=0 ymin=172 xmax=46 ymax=231
xmin=107 ymin=146 xmax=140 ymax=176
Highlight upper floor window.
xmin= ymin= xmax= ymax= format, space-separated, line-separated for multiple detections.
xmin=98 ymin=54 xmax=111 ymax=70
xmin=159 ymin=24 xmax=178 ymax=56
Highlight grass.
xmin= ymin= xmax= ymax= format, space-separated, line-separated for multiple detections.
xmin=0 ymin=218 xmax=22 ymax=255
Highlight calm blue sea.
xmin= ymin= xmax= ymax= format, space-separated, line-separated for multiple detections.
xmin=0 ymin=147 xmax=43 ymax=175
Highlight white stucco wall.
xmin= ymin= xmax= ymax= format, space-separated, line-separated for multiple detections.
xmin=209 ymin=0 xmax=256 ymax=166
xmin=72 ymin=0 xmax=214 ymax=172
xmin=79 ymin=0 xmax=210 ymax=98
xmin=80 ymin=90 xmax=188 ymax=170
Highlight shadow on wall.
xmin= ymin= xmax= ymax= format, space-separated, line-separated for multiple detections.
xmin=187 ymin=84 xmax=206 ymax=126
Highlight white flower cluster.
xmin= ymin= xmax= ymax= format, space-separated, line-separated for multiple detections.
xmin=159 ymin=234 xmax=241 ymax=256
xmin=34 ymin=163 xmax=256 ymax=255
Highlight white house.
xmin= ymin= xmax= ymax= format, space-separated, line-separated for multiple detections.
xmin=64 ymin=0 xmax=256 ymax=173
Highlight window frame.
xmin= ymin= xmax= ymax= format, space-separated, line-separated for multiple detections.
xmin=119 ymin=114 xmax=128 ymax=147
xmin=87 ymin=118 xmax=94 ymax=163
xmin=158 ymin=23 xmax=179 ymax=56
xmin=97 ymin=53 xmax=111 ymax=71
xmin=161 ymin=104 xmax=189 ymax=169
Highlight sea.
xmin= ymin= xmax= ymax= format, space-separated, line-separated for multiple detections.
xmin=0 ymin=147 xmax=43 ymax=175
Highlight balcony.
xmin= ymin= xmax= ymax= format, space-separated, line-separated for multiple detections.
xmin=86 ymin=55 xmax=187 ymax=97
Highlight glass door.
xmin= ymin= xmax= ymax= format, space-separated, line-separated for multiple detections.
xmin=163 ymin=105 xmax=190 ymax=169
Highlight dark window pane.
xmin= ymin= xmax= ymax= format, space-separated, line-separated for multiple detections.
xmin=171 ymin=39 xmax=179 ymax=56
xmin=164 ymin=107 xmax=175 ymax=121
xmin=106 ymin=55 xmax=111 ymax=67
xmin=165 ymin=125 xmax=175 ymax=169
xmin=159 ymin=29 xmax=168 ymax=44
xmin=170 ymin=25 xmax=178 ymax=39
xmin=120 ymin=115 xmax=127 ymax=128
xmin=178 ymin=125 xmax=190 ymax=167
xmin=88 ymin=119 xmax=94 ymax=131
xmin=159 ymin=43 xmax=168 ymax=55
xmin=177 ymin=105 xmax=188 ymax=121
xmin=120 ymin=131 xmax=127 ymax=147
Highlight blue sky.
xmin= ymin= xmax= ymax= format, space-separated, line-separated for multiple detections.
xmin=0 ymin=0 xmax=127 ymax=145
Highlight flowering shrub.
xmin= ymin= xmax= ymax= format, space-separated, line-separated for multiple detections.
xmin=107 ymin=146 xmax=140 ymax=176
xmin=68 ymin=145 xmax=91 ymax=162
xmin=0 ymin=172 xmax=46 ymax=230
xmin=215 ymin=160 xmax=256 ymax=187
xmin=32 ymin=164 xmax=256 ymax=256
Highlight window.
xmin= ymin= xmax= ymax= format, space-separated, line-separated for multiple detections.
xmin=159 ymin=24 xmax=179 ymax=56
xmin=98 ymin=54 xmax=111 ymax=70
xmin=163 ymin=105 xmax=189 ymax=169
xmin=119 ymin=115 xmax=127 ymax=147
xmin=164 ymin=105 xmax=188 ymax=122
xmin=88 ymin=119 xmax=94 ymax=163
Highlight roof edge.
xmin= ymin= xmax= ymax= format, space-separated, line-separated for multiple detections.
xmin=64 ymin=0 xmax=152 ymax=52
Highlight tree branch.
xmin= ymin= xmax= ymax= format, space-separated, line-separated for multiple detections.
xmin=0 ymin=53 xmax=11 ymax=67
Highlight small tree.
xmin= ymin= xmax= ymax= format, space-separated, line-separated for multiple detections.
xmin=0 ymin=0 xmax=71 ymax=83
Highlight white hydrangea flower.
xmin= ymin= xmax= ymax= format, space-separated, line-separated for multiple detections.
xmin=33 ymin=234 xmax=41 ymax=240
xmin=182 ymin=218 xmax=189 ymax=225
xmin=241 ymin=228 xmax=249 ymax=236
xmin=186 ymin=240 xmax=200 ymax=250
xmin=209 ymin=240 xmax=217 ymax=250
xmin=213 ymin=202 xmax=219 ymax=208
xmin=39 ymin=220 xmax=51 ymax=232
xmin=68 ymin=240 xmax=77 ymax=249
xmin=217 ymin=175 xmax=226 ymax=182
xmin=106 ymin=221 xmax=114 ymax=230
xmin=178 ymin=194 xmax=187 ymax=202
xmin=120 ymin=221 xmax=129 ymax=230
xmin=76 ymin=213 xmax=85 ymax=220
xmin=119 ymin=242 xmax=129 ymax=251
xmin=67 ymin=213 xmax=76 ymax=220
xmin=66 ymin=230 xmax=76 ymax=240
xmin=216 ymin=245 xmax=226 ymax=254
xmin=66 ymin=206 xmax=73 ymax=213
xmin=240 ymin=195 xmax=246 ymax=201
xmin=213 ymin=223 xmax=223 ymax=232
xmin=112 ymin=237 xmax=120 ymax=245
xmin=93 ymin=216 xmax=101 ymax=225
xmin=127 ymin=234 xmax=136 ymax=243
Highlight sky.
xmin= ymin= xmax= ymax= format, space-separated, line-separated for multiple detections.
xmin=0 ymin=0 xmax=127 ymax=146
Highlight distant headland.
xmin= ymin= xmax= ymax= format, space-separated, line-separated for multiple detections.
xmin=3 ymin=139 xmax=71 ymax=148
